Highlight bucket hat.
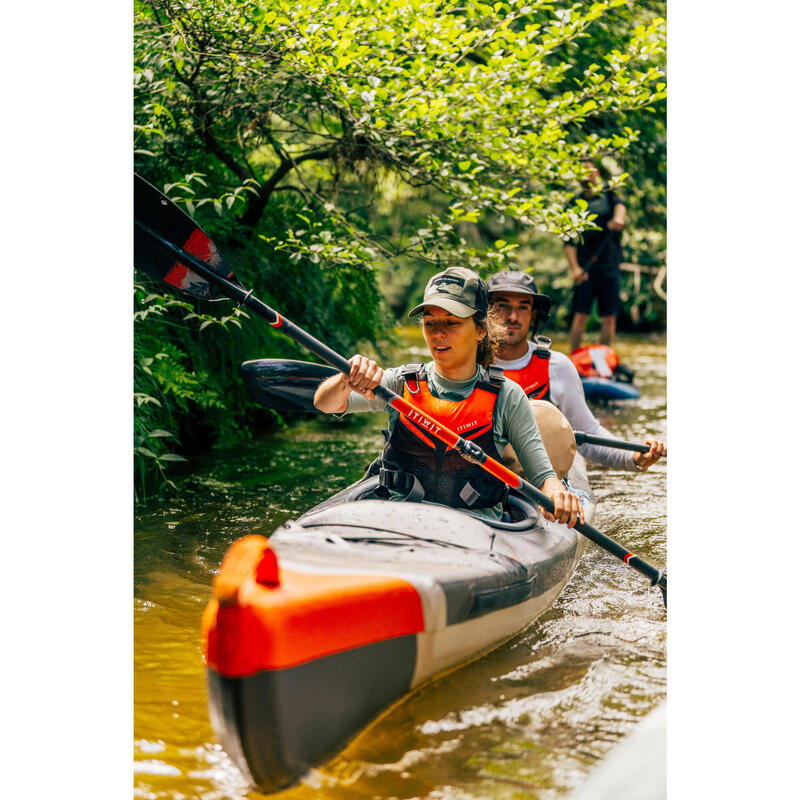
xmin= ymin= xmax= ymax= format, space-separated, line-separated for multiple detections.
xmin=487 ymin=271 xmax=552 ymax=321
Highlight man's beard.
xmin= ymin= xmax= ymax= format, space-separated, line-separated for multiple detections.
xmin=501 ymin=325 xmax=526 ymax=344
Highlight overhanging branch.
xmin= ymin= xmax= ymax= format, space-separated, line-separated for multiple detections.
xmin=240 ymin=146 xmax=334 ymax=229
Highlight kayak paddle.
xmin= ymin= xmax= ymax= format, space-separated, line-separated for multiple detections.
xmin=573 ymin=431 xmax=649 ymax=454
xmin=240 ymin=358 xmax=655 ymax=455
xmin=133 ymin=173 xmax=667 ymax=607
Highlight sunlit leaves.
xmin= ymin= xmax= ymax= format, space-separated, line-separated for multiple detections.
xmin=135 ymin=0 xmax=666 ymax=251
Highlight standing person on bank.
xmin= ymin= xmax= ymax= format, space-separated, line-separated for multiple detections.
xmin=564 ymin=160 xmax=626 ymax=352
xmin=487 ymin=270 xmax=666 ymax=471
xmin=313 ymin=267 xmax=584 ymax=526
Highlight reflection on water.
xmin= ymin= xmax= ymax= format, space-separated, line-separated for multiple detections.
xmin=134 ymin=333 xmax=666 ymax=800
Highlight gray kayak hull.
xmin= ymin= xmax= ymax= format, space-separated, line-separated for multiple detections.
xmin=203 ymin=455 xmax=595 ymax=792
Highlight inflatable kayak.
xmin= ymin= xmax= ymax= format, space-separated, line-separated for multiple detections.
xmin=571 ymin=345 xmax=640 ymax=402
xmin=202 ymin=456 xmax=596 ymax=793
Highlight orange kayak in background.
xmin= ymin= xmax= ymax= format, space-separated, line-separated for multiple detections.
xmin=571 ymin=345 xmax=640 ymax=401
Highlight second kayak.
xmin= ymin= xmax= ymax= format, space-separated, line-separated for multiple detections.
xmin=581 ymin=376 xmax=641 ymax=401
xmin=571 ymin=344 xmax=640 ymax=402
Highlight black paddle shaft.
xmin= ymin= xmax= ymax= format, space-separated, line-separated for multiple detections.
xmin=574 ymin=432 xmax=649 ymax=454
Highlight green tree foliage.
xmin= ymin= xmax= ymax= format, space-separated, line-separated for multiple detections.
xmin=134 ymin=0 xmax=666 ymax=498
xmin=542 ymin=0 xmax=666 ymax=330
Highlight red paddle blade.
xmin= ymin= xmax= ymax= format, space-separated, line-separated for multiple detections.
xmin=133 ymin=173 xmax=239 ymax=300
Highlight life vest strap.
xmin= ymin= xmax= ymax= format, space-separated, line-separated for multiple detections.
xmin=378 ymin=465 xmax=508 ymax=508
xmin=486 ymin=364 xmax=506 ymax=385
xmin=378 ymin=466 xmax=426 ymax=502
xmin=399 ymin=363 xmax=504 ymax=395
xmin=532 ymin=335 xmax=552 ymax=359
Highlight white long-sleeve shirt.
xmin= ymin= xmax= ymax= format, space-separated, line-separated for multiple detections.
xmin=493 ymin=341 xmax=639 ymax=471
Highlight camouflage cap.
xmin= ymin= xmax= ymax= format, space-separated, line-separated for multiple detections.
xmin=408 ymin=267 xmax=489 ymax=318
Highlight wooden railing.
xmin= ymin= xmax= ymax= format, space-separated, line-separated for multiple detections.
xmin=620 ymin=262 xmax=667 ymax=301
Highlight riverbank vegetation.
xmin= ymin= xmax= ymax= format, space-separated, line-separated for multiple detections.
xmin=134 ymin=0 xmax=666 ymax=500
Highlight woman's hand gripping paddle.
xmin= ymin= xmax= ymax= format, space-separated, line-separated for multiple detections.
xmin=133 ymin=174 xmax=667 ymax=607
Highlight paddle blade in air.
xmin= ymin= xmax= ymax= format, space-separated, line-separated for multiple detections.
xmin=133 ymin=174 xmax=237 ymax=300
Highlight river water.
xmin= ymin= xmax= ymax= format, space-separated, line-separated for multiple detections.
xmin=134 ymin=332 xmax=666 ymax=800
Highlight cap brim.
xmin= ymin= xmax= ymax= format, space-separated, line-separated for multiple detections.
xmin=489 ymin=285 xmax=551 ymax=310
xmin=408 ymin=298 xmax=477 ymax=318
xmin=487 ymin=282 xmax=535 ymax=296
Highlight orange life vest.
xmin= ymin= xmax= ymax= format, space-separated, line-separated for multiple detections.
xmin=499 ymin=337 xmax=552 ymax=401
xmin=570 ymin=344 xmax=619 ymax=379
xmin=378 ymin=365 xmax=508 ymax=509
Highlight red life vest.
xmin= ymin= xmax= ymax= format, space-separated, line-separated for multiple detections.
xmin=378 ymin=365 xmax=508 ymax=509
xmin=570 ymin=344 xmax=619 ymax=379
xmin=499 ymin=337 xmax=552 ymax=401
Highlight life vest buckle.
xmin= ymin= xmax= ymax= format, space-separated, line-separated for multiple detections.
xmin=378 ymin=466 xmax=426 ymax=503
xmin=378 ymin=465 xmax=402 ymax=490
xmin=401 ymin=363 xmax=424 ymax=394
xmin=533 ymin=335 xmax=552 ymax=359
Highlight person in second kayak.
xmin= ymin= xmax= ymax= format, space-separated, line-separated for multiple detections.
xmin=487 ymin=270 xmax=666 ymax=471
xmin=314 ymin=267 xmax=584 ymax=526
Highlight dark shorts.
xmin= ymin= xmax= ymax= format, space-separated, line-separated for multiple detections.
xmin=571 ymin=269 xmax=620 ymax=317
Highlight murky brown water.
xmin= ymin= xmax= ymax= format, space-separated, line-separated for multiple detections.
xmin=134 ymin=331 xmax=666 ymax=800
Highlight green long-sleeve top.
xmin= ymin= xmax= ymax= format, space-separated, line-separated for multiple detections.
xmin=341 ymin=361 xmax=557 ymax=519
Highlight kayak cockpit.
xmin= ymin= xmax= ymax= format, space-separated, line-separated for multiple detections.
xmin=302 ymin=474 xmax=543 ymax=531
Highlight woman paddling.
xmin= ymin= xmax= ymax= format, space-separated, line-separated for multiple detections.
xmin=314 ymin=267 xmax=585 ymax=527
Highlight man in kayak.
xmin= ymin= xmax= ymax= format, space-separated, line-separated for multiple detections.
xmin=487 ymin=270 xmax=666 ymax=471
xmin=314 ymin=267 xmax=585 ymax=526
xmin=564 ymin=159 xmax=626 ymax=351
